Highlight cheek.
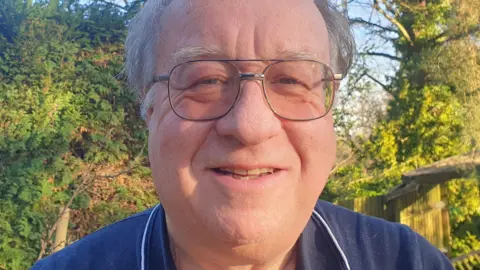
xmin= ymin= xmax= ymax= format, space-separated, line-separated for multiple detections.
xmin=147 ymin=88 xmax=207 ymax=170
xmin=288 ymin=116 xmax=336 ymax=188
xmin=147 ymin=105 xmax=213 ymax=201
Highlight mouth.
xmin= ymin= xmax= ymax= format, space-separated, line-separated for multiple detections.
xmin=212 ymin=167 xmax=279 ymax=180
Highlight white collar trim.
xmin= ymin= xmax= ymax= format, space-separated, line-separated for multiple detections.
xmin=312 ymin=209 xmax=351 ymax=270
xmin=140 ymin=205 xmax=351 ymax=270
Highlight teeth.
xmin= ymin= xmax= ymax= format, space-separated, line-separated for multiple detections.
xmin=218 ymin=168 xmax=275 ymax=177
xmin=232 ymin=174 xmax=259 ymax=180
xmin=233 ymin=169 xmax=247 ymax=176
xmin=256 ymin=168 xmax=274 ymax=174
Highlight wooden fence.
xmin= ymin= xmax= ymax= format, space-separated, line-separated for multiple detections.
xmin=336 ymin=181 xmax=480 ymax=269
xmin=334 ymin=151 xmax=480 ymax=269
xmin=337 ymin=183 xmax=450 ymax=254
xmin=451 ymin=249 xmax=480 ymax=269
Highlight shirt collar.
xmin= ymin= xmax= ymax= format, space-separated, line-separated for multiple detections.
xmin=145 ymin=205 xmax=347 ymax=270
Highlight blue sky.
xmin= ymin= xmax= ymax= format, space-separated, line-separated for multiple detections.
xmin=89 ymin=0 xmax=397 ymax=92
xmin=82 ymin=0 xmax=396 ymax=134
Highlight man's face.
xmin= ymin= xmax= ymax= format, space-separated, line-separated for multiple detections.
xmin=147 ymin=0 xmax=336 ymax=249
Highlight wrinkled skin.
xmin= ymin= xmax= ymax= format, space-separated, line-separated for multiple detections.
xmin=146 ymin=0 xmax=337 ymax=268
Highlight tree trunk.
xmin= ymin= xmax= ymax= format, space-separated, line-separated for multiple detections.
xmin=53 ymin=207 xmax=70 ymax=252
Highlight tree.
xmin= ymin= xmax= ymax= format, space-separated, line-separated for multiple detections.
xmin=0 ymin=1 xmax=157 ymax=269
xmin=326 ymin=0 xmax=480 ymax=258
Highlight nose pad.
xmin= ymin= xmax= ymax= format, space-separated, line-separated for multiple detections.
xmin=215 ymin=76 xmax=281 ymax=146
xmin=239 ymin=73 xmax=265 ymax=81
xmin=231 ymin=78 xmax=277 ymax=123
xmin=235 ymin=75 xmax=268 ymax=107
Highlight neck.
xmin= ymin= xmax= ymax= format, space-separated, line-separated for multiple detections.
xmin=170 ymin=238 xmax=297 ymax=270
xmin=166 ymin=220 xmax=298 ymax=270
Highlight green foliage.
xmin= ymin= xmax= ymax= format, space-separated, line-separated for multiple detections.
xmin=369 ymin=84 xmax=464 ymax=168
xmin=0 ymin=0 xmax=478 ymax=268
xmin=327 ymin=0 xmax=480 ymax=259
xmin=447 ymin=177 xmax=480 ymax=258
xmin=0 ymin=1 xmax=152 ymax=269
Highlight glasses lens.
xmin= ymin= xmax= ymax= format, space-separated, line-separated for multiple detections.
xmin=264 ymin=61 xmax=335 ymax=120
xmin=169 ymin=61 xmax=239 ymax=120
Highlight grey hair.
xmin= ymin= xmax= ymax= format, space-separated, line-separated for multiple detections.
xmin=125 ymin=0 xmax=355 ymax=119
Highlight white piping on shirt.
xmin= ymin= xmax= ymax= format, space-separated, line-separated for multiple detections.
xmin=141 ymin=204 xmax=160 ymax=270
xmin=312 ymin=209 xmax=352 ymax=270
xmin=140 ymin=205 xmax=351 ymax=270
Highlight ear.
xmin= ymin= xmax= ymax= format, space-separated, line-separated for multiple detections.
xmin=143 ymin=87 xmax=156 ymax=128
xmin=145 ymin=106 xmax=154 ymax=128
xmin=333 ymin=74 xmax=343 ymax=91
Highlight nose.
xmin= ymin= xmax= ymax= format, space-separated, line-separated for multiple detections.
xmin=215 ymin=80 xmax=282 ymax=146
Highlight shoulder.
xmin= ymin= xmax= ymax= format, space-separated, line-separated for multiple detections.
xmin=31 ymin=206 xmax=158 ymax=270
xmin=313 ymin=200 xmax=453 ymax=270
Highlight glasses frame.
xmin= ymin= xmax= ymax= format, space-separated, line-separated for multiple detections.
xmin=151 ymin=59 xmax=343 ymax=122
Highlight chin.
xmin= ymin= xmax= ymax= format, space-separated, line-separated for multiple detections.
xmin=203 ymin=207 xmax=278 ymax=245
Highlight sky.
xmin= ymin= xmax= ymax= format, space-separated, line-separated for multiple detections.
xmin=82 ymin=0 xmax=397 ymax=134
xmin=96 ymin=0 xmax=399 ymax=84
xmin=104 ymin=0 xmax=398 ymax=76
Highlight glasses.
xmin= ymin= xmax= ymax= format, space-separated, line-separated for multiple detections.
xmin=151 ymin=60 xmax=343 ymax=121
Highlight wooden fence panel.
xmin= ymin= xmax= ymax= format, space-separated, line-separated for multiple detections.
xmin=387 ymin=184 xmax=450 ymax=254
xmin=337 ymin=196 xmax=385 ymax=219
xmin=336 ymin=184 xmax=450 ymax=254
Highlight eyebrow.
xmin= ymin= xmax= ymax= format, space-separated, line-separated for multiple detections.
xmin=170 ymin=46 xmax=228 ymax=64
xmin=169 ymin=46 xmax=322 ymax=64
xmin=274 ymin=48 xmax=321 ymax=61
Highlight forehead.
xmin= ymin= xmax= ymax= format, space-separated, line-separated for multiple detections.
xmin=157 ymin=0 xmax=330 ymax=68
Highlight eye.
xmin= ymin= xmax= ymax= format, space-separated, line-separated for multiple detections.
xmin=185 ymin=76 xmax=230 ymax=90
xmin=199 ymin=78 xmax=223 ymax=85
xmin=277 ymin=77 xmax=301 ymax=84
xmin=270 ymin=76 xmax=309 ymax=88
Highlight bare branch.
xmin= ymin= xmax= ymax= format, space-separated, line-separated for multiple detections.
xmin=36 ymin=171 xmax=90 ymax=260
xmin=365 ymin=73 xmax=388 ymax=89
xmin=360 ymin=51 xmax=401 ymax=61
xmin=101 ymin=166 xmax=139 ymax=179
xmin=373 ymin=0 xmax=414 ymax=46
xmin=381 ymin=0 xmax=397 ymax=17
xmin=90 ymin=0 xmax=128 ymax=11
xmin=364 ymin=73 xmax=397 ymax=99
xmin=349 ymin=17 xmax=398 ymax=33
xmin=36 ymin=143 xmax=147 ymax=260
xmin=331 ymin=153 xmax=355 ymax=175
xmin=451 ymin=249 xmax=480 ymax=264
xmin=396 ymin=1 xmax=424 ymax=13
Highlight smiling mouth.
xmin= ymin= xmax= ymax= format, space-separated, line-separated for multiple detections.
xmin=212 ymin=168 xmax=278 ymax=180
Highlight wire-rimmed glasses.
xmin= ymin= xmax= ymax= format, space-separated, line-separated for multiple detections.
xmin=151 ymin=60 xmax=343 ymax=121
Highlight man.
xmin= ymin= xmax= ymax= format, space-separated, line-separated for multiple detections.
xmin=32 ymin=0 xmax=454 ymax=269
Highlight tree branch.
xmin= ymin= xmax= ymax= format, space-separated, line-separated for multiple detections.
xmin=451 ymin=249 xmax=480 ymax=264
xmin=381 ymin=0 xmax=397 ymax=17
xmin=89 ymin=0 xmax=128 ymax=11
xmin=36 ymin=169 xmax=91 ymax=261
xmin=365 ymin=73 xmax=388 ymax=89
xmin=373 ymin=0 xmax=414 ymax=46
xmin=101 ymin=167 xmax=138 ymax=179
xmin=364 ymin=72 xmax=397 ymax=99
xmin=433 ymin=25 xmax=480 ymax=44
xmin=330 ymin=153 xmax=355 ymax=175
xmin=101 ymin=143 xmax=146 ymax=179
xmin=36 ymin=142 xmax=147 ymax=261
xmin=349 ymin=17 xmax=398 ymax=33
xmin=360 ymin=51 xmax=401 ymax=61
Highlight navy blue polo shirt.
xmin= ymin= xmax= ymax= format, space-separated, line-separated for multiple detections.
xmin=31 ymin=200 xmax=454 ymax=269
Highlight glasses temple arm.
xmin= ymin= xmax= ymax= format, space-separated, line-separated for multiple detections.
xmin=152 ymin=75 xmax=170 ymax=84
xmin=321 ymin=74 xmax=344 ymax=82
xmin=333 ymin=74 xmax=343 ymax=81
